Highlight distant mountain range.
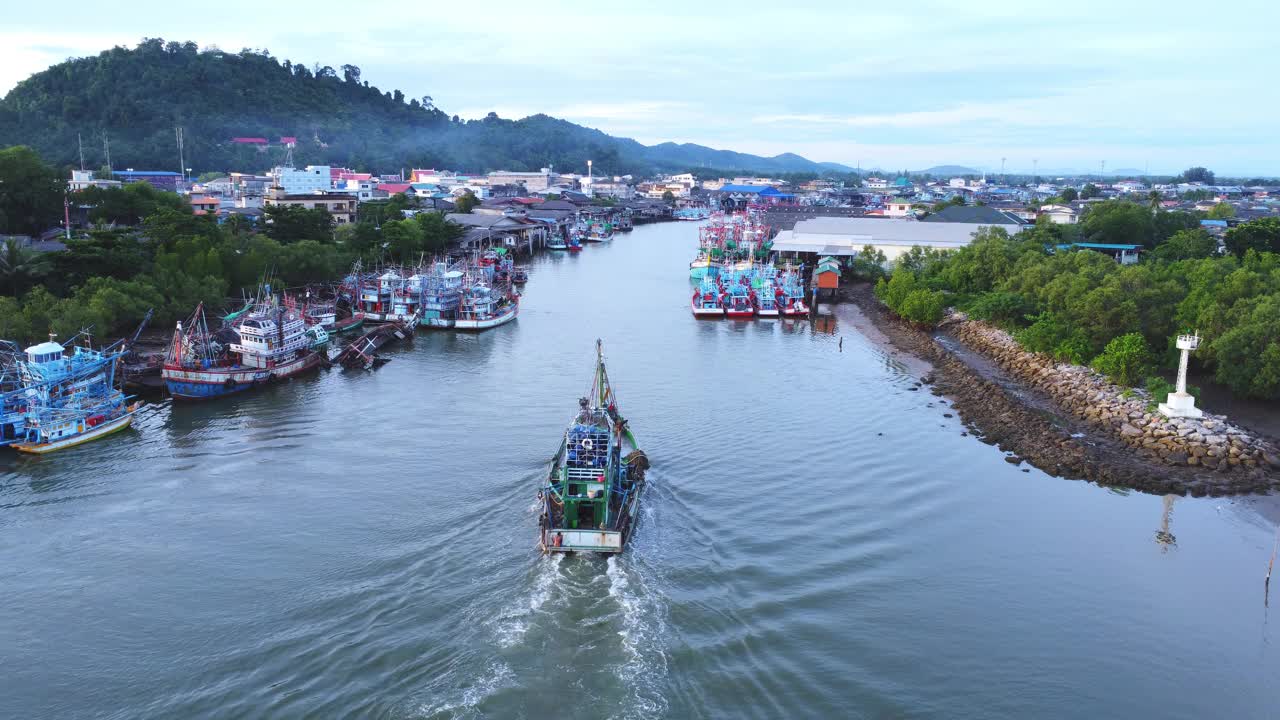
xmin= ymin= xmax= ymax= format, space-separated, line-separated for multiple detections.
xmin=0 ymin=40 xmax=852 ymax=177
xmin=910 ymin=165 xmax=978 ymax=176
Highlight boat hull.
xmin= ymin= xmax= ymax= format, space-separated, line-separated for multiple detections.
xmin=12 ymin=412 xmax=134 ymax=454
xmin=725 ymin=309 xmax=756 ymax=319
xmin=331 ymin=316 xmax=365 ymax=334
xmin=454 ymin=304 xmax=518 ymax=331
xmin=692 ymin=303 xmax=725 ymax=318
xmin=163 ymin=352 xmax=322 ymax=400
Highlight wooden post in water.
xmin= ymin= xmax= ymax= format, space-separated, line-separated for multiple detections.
xmin=1267 ymin=529 xmax=1278 ymax=608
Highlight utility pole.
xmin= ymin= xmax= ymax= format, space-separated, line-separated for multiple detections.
xmin=77 ymin=132 xmax=85 ymax=171
xmin=1100 ymin=160 xmax=1106 ymax=178
xmin=176 ymin=126 xmax=186 ymax=184
xmin=103 ymin=133 xmax=112 ymax=176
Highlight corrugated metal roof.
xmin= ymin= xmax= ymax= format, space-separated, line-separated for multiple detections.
xmin=781 ymin=217 xmax=994 ymax=249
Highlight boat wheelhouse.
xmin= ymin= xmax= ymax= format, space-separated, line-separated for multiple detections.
xmin=540 ymin=340 xmax=647 ymax=554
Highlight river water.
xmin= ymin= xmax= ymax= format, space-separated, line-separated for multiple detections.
xmin=2 ymin=221 xmax=1278 ymax=719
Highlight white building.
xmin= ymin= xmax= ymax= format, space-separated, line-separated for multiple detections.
xmin=68 ymin=169 xmax=122 ymax=192
xmin=948 ymin=177 xmax=969 ymax=188
xmin=865 ymin=177 xmax=889 ymax=190
xmin=273 ymin=165 xmax=331 ymax=195
xmin=1038 ymin=204 xmax=1079 ymax=224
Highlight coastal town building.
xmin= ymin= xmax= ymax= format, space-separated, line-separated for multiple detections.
xmin=264 ymin=186 xmax=356 ymax=224
xmin=273 ymin=165 xmax=332 ymax=195
xmin=68 ymin=169 xmax=122 ymax=192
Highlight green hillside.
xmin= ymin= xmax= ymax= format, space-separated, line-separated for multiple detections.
xmin=0 ymin=39 xmax=848 ymax=177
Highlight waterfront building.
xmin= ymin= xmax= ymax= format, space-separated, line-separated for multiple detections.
xmin=771 ymin=217 xmax=997 ymax=262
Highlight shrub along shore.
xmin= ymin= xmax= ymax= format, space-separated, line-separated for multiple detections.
xmin=848 ymin=283 xmax=1279 ymax=496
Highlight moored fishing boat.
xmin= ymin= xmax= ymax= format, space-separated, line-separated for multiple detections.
xmin=548 ymin=236 xmax=569 ymax=250
xmin=691 ymin=276 xmax=725 ymax=318
xmin=757 ymin=279 xmax=781 ymax=317
xmin=539 ymin=340 xmax=648 ymax=554
xmin=162 ymin=300 xmax=322 ymax=400
xmin=724 ymin=282 xmax=756 ymax=318
xmin=10 ymin=338 xmax=139 ymax=454
xmin=419 ymin=263 xmax=465 ymax=329
xmin=779 ymin=266 xmax=810 ymax=317
xmin=454 ymin=283 xmax=518 ymax=330
xmin=689 ymin=253 xmax=717 ymax=279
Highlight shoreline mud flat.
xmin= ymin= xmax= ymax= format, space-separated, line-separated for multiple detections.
xmin=841 ymin=284 xmax=1280 ymax=497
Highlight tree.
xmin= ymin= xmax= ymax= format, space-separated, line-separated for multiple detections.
xmin=453 ymin=191 xmax=480 ymax=214
xmin=1080 ymin=183 xmax=1101 ymax=199
xmin=81 ymin=182 xmax=187 ymax=226
xmin=898 ymin=289 xmax=946 ymax=326
xmin=1090 ymin=332 xmax=1153 ymax=386
xmin=1059 ymin=187 xmax=1078 ymax=202
xmin=1179 ymin=167 xmax=1215 ymax=184
xmin=1223 ymin=218 xmax=1280 ymax=257
xmin=661 ymin=190 xmax=676 ymax=203
xmin=263 ymin=205 xmax=334 ymax=243
xmin=1210 ymin=295 xmax=1280 ymax=399
xmin=1082 ymin=200 xmax=1154 ymax=248
xmin=0 ymin=146 xmax=65 ymax=235
xmin=340 ymin=64 xmax=361 ymax=84
xmin=1152 ymin=229 xmax=1217 ymax=261
xmin=1152 ymin=210 xmax=1200 ymax=245
xmin=0 ymin=238 xmax=53 ymax=296
xmin=1207 ymin=202 xmax=1235 ymax=219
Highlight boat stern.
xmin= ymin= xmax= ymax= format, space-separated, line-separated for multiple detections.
xmin=544 ymin=528 xmax=624 ymax=554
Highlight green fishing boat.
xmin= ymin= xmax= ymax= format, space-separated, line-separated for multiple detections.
xmin=540 ymin=340 xmax=648 ymax=554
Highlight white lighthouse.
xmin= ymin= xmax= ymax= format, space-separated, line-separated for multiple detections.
xmin=1158 ymin=332 xmax=1203 ymax=418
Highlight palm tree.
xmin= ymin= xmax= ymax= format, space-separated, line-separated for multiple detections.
xmin=1148 ymin=189 xmax=1162 ymax=211
xmin=0 ymin=238 xmax=52 ymax=296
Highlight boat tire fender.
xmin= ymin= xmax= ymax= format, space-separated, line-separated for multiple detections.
xmin=581 ymin=438 xmax=594 ymax=451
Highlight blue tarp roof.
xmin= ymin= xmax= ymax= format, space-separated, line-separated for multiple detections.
xmin=1201 ymin=219 xmax=1228 ymax=227
xmin=718 ymin=184 xmax=774 ymax=193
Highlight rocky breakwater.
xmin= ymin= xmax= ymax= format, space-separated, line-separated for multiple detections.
xmin=948 ymin=316 xmax=1280 ymax=495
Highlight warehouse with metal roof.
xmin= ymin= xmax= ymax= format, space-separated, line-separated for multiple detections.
xmin=771 ymin=217 xmax=999 ymax=261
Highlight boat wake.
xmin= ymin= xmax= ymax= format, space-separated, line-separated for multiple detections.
xmin=605 ymin=551 xmax=670 ymax=719
xmin=489 ymin=552 xmax=564 ymax=648
xmin=409 ymin=656 xmax=515 ymax=719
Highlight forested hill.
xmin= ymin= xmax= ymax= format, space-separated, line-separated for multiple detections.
xmin=0 ymin=39 xmax=848 ymax=176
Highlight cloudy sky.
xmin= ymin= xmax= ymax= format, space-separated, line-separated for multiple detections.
xmin=2 ymin=0 xmax=1275 ymax=175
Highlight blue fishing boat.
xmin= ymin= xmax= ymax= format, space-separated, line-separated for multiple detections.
xmin=779 ymin=264 xmax=810 ymax=317
xmin=691 ymin=275 xmax=725 ymax=318
xmin=9 ymin=338 xmax=138 ymax=454
xmin=0 ymin=343 xmax=30 ymax=447
xmin=419 ymin=262 xmax=465 ymax=329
